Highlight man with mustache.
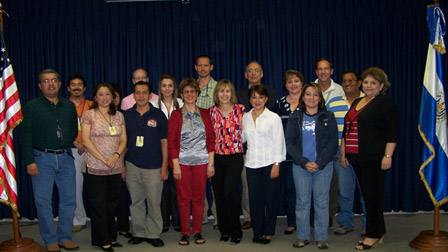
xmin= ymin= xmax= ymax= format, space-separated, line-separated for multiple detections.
xmin=68 ymin=74 xmax=93 ymax=233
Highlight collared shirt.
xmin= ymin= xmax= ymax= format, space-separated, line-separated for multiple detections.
xmin=179 ymin=106 xmax=209 ymax=165
xmin=196 ymin=77 xmax=217 ymax=109
xmin=69 ymin=97 xmax=93 ymax=145
xmin=20 ymin=95 xmax=78 ymax=166
xmin=210 ymin=104 xmax=245 ymax=155
xmin=327 ymin=92 xmax=365 ymax=145
xmin=121 ymin=92 xmax=159 ymax=111
xmin=151 ymin=98 xmax=184 ymax=119
xmin=314 ymin=78 xmax=344 ymax=105
xmin=124 ymin=104 xmax=168 ymax=169
xmin=242 ymin=107 xmax=286 ymax=169
xmin=82 ymin=109 xmax=125 ymax=175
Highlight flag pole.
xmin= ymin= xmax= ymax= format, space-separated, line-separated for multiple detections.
xmin=0 ymin=2 xmax=44 ymax=252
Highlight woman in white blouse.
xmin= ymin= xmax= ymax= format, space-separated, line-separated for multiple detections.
xmin=242 ymin=84 xmax=286 ymax=245
xmin=151 ymin=74 xmax=183 ymax=232
xmin=151 ymin=74 xmax=184 ymax=118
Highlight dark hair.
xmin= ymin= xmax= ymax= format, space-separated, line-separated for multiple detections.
xmin=282 ymin=70 xmax=304 ymax=90
xmin=195 ymin=55 xmax=212 ymax=66
xmin=134 ymin=81 xmax=152 ymax=93
xmin=342 ymin=70 xmax=361 ymax=81
xmin=213 ymin=79 xmax=238 ymax=105
xmin=109 ymin=82 xmax=122 ymax=97
xmin=361 ymin=67 xmax=391 ymax=94
xmin=178 ymin=78 xmax=201 ymax=96
xmin=39 ymin=68 xmax=60 ymax=82
xmin=315 ymin=58 xmax=334 ymax=70
xmin=299 ymin=82 xmax=326 ymax=110
xmin=248 ymin=84 xmax=269 ymax=106
xmin=91 ymin=82 xmax=117 ymax=115
xmin=158 ymin=74 xmax=180 ymax=110
xmin=67 ymin=74 xmax=86 ymax=88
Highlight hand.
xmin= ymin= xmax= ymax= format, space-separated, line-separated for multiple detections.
xmin=340 ymin=154 xmax=349 ymax=169
xmin=270 ymin=164 xmax=279 ymax=179
xmin=160 ymin=167 xmax=168 ymax=181
xmin=104 ymin=154 xmax=119 ymax=168
xmin=381 ymin=156 xmax=392 ymax=170
xmin=304 ymin=162 xmax=318 ymax=172
xmin=27 ymin=163 xmax=39 ymax=177
xmin=77 ymin=143 xmax=86 ymax=155
xmin=207 ymin=165 xmax=215 ymax=178
xmin=173 ymin=164 xmax=181 ymax=180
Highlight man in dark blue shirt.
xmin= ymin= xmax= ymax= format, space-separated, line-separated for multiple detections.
xmin=124 ymin=81 xmax=168 ymax=247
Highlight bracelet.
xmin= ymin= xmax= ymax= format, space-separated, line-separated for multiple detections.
xmin=384 ymin=154 xmax=392 ymax=158
xmin=208 ymin=163 xmax=214 ymax=167
xmin=114 ymin=152 xmax=121 ymax=158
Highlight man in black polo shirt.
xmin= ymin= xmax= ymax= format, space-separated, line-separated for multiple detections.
xmin=124 ymin=81 xmax=168 ymax=247
xmin=20 ymin=69 xmax=79 ymax=252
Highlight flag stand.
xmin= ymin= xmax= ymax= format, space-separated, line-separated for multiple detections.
xmin=409 ymin=206 xmax=448 ymax=251
xmin=0 ymin=2 xmax=44 ymax=251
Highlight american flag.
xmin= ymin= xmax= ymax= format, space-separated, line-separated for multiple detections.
xmin=0 ymin=26 xmax=22 ymax=215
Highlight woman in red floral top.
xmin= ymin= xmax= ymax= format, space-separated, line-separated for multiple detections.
xmin=209 ymin=79 xmax=246 ymax=245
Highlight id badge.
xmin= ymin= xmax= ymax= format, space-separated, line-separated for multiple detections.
xmin=136 ymin=136 xmax=144 ymax=147
xmin=77 ymin=117 xmax=82 ymax=131
xmin=109 ymin=126 xmax=117 ymax=135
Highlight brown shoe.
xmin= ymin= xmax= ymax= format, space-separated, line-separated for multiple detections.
xmin=58 ymin=241 xmax=79 ymax=251
xmin=241 ymin=221 xmax=251 ymax=229
xmin=46 ymin=243 xmax=61 ymax=252
xmin=72 ymin=225 xmax=86 ymax=232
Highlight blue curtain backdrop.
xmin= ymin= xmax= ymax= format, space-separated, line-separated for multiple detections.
xmin=0 ymin=0 xmax=447 ymax=219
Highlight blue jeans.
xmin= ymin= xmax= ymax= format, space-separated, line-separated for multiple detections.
xmin=293 ymin=162 xmax=333 ymax=241
xmin=334 ymin=150 xmax=366 ymax=228
xmin=31 ymin=149 xmax=76 ymax=246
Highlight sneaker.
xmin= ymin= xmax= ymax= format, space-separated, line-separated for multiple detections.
xmin=334 ymin=225 xmax=353 ymax=235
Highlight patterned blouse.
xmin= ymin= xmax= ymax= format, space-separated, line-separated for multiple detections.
xmin=82 ymin=109 xmax=125 ymax=175
xmin=210 ymin=104 xmax=246 ymax=155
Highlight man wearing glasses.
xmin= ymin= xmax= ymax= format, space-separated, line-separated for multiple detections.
xmin=195 ymin=55 xmax=217 ymax=110
xmin=20 ymin=69 xmax=79 ymax=252
xmin=327 ymin=70 xmax=366 ymax=236
xmin=121 ymin=68 xmax=159 ymax=111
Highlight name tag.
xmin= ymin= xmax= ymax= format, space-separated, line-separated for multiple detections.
xmin=77 ymin=117 xmax=82 ymax=131
xmin=109 ymin=126 xmax=117 ymax=135
xmin=136 ymin=136 xmax=144 ymax=147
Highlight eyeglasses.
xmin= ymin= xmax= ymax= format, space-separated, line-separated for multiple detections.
xmin=183 ymin=90 xmax=197 ymax=94
xmin=41 ymin=79 xmax=58 ymax=84
xmin=246 ymin=68 xmax=261 ymax=73
xmin=342 ymin=79 xmax=357 ymax=84
xmin=133 ymin=76 xmax=148 ymax=81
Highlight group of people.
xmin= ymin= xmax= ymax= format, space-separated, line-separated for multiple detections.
xmin=20 ymin=56 xmax=399 ymax=252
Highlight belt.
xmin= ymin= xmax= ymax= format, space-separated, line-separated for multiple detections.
xmin=34 ymin=147 xmax=69 ymax=154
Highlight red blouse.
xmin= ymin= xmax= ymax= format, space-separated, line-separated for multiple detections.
xmin=210 ymin=104 xmax=246 ymax=155
xmin=344 ymin=102 xmax=371 ymax=154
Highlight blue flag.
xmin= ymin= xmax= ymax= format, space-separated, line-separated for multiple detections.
xmin=418 ymin=6 xmax=448 ymax=207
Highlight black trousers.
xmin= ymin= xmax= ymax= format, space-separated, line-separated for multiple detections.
xmin=246 ymin=164 xmax=281 ymax=238
xmin=347 ymin=155 xmax=386 ymax=238
xmin=84 ymin=172 xmax=121 ymax=246
xmin=116 ymin=179 xmax=130 ymax=232
xmin=211 ymin=153 xmax=243 ymax=239
xmin=161 ymin=166 xmax=180 ymax=228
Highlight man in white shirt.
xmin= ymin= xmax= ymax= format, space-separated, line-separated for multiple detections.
xmin=121 ymin=68 xmax=159 ymax=110
xmin=314 ymin=58 xmax=344 ymax=105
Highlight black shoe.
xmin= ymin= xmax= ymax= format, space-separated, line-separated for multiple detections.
xmin=230 ymin=237 xmax=241 ymax=245
xmin=252 ymin=237 xmax=263 ymax=243
xmin=162 ymin=227 xmax=169 ymax=233
xmin=174 ymin=227 xmax=182 ymax=232
xmin=110 ymin=242 xmax=123 ymax=248
xmin=100 ymin=246 xmax=114 ymax=252
xmin=128 ymin=237 xmax=146 ymax=245
xmin=119 ymin=232 xmax=133 ymax=239
xmin=220 ymin=235 xmax=230 ymax=242
xmin=147 ymin=238 xmax=164 ymax=247
xmin=261 ymin=238 xmax=271 ymax=245
xmin=284 ymin=227 xmax=296 ymax=235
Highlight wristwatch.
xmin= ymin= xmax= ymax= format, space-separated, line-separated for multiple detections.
xmin=384 ymin=154 xmax=392 ymax=158
xmin=274 ymin=162 xmax=280 ymax=166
